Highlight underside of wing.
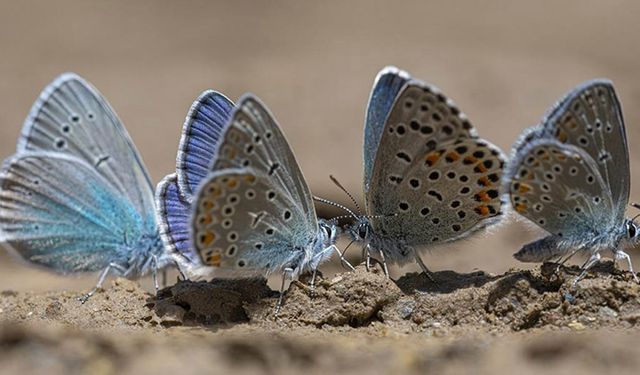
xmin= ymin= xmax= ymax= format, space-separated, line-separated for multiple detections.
xmin=18 ymin=73 xmax=156 ymax=221
xmin=0 ymin=153 xmax=149 ymax=273
xmin=363 ymin=66 xmax=411 ymax=190
xmin=507 ymin=139 xmax=616 ymax=238
xmin=367 ymin=79 xmax=505 ymax=246
xmin=192 ymin=168 xmax=315 ymax=277
xmin=209 ymin=94 xmax=317 ymax=231
xmin=540 ymin=80 xmax=628 ymax=212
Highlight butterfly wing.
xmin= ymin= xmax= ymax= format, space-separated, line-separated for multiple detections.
xmin=192 ymin=94 xmax=326 ymax=276
xmin=0 ymin=153 xmax=148 ymax=273
xmin=176 ymin=91 xmax=234 ymax=199
xmin=17 ymin=73 xmax=156 ymax=231
xmin=192 ymin=168 xmax=318 ymax=277
xmin=155 ymin=174 xmax=197 ymax=262
xmin=508 ymin=139 xmax=616 ymax=239
xmin=538 ymin=80 xmax=628 ymax=216
xmin=367 ymin=79 xmax=505 ymax=245
xmin=363 ymin=66 xmax=411 ymax=192
xmin=210 ymin=94 xmax=318 ymax=229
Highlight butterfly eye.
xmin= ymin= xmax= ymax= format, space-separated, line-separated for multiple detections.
xmin=320 ymin=224 xmax=330 ymax=237
xmin=627 ymin=222 xmax=637 ymax=239
xmin=358 ymin=225 xmax=367 ymax=239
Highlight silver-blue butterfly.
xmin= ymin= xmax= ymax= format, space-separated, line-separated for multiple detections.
xmin=0 ymin=73 xmax=171 ymax=300
xmin=340 ymin=66 xmax=506 ymax=277
xmin=191 ymin=94 xmax=347 ymax=309
xmin=505 ymin=79 xmax=639 ymax=284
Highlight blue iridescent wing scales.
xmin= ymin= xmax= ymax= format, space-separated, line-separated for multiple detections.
xmin=363 ymin=66 xmax=410 ymax=192
xmin=0 ymin=153 xmax=145 ymax=273
xmin=176 ymin=91 xmax=234 ymax=199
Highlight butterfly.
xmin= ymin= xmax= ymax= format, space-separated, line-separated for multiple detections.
xmin=505 ymin=79 xmax=639 ymax=284
xmin=190 ymin=93 xmax=346 ymax=311
xmin=339 ymin=66 xmax=506 ymax=277
xmin=155 ymin=90 xmax=235 ymax=279
xmin=0 ymin=73 xmax=171 ymax=301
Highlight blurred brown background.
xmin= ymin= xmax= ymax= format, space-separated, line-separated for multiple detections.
xmin=1 ymin=0 xmax=639 ymax=291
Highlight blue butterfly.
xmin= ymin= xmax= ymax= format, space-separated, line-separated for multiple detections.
xmin=337 ymin=67 xmax=506 ymax=277
xmin=505 ymin=79 xmax=639 ymax=284
xmin=190 ymin=93 xmax=346 ymax=312
xmin=0 ymin=73 xmax=171 ymax=301
xmin=155 ymin=90 xmax=235 ymax=279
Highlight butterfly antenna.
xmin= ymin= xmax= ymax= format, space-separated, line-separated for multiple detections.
xmin=313 ymin=196 xmax=359 ymax=221
xmin=329 ymin=175 xmax=362 ymax=215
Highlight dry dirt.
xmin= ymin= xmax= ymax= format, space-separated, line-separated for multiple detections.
xmin=1 ymin=263 xmax=640 ymax=374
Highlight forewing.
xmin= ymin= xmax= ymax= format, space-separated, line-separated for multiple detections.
xmin=192 ymin=168 xmax=314 ymax=277
xmin=210 ymin=94 xmax=317 ymax=231
xmin=176 ymin=91 xmax=234 ymax=199
xmin=507 ymin=140 xmax=614 ymax=237
xmin=0 ymin=153 xmax=145 ymax=273
xmin=367 ymin=80 xmax=504 ymax=245
xmin=17 ymin=73 xmax=156 ymax=228
xmin=539 ymin=80 xmax=629 ymax=213
xmin=363 ymin=66 xmax=410 ymax=191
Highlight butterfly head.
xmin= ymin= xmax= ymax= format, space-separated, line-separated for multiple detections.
xmin=318 ymin=218 xmax=340 ymax=246
xmin=624 ymin=218 xmax=640 ymax=245
xmin=308 ymin=219 xmax=341 ymax=271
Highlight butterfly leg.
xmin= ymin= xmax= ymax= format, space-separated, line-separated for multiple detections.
xmin=275 ymin=267 xmax=294 ymax=318
xmin=555 ymin=247 xmax=582 ymax=274
xmin=613 ymin=249 xmax=640 ymax=283
xmin=573 ymin=252 xmax=601 ymax=287
xmin=332 ymin=245 xmax=355 ymax=272
xmin=414 ymin=252 xmax=436 ymax=283
xmin=363 ymin=244 xmax=372 ymax=272
xmin=77 ymin=262 xmax=126 ymax=303
xmin=309 ymin=268 xmax=318 ymax=295
xmin=377 ymin=249 xmax=390 ymax=278
xmin=151 ymin=255 xmax=160 ymax=292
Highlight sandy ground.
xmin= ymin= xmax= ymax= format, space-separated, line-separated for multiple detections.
xmin=1 ymin=1 xmax=640 ymax=373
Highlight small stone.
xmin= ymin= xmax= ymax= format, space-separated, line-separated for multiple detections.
xmin=397 ymin=299 xmax=416 ymax=319
xmin=599 ymin=306 xmax=618 ymax=318
xmin=568 ymin=321 xmax=585 ymax=331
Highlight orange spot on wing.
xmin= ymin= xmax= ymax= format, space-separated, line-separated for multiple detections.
xmin=518 ymin=183 xmax=531 ymax=194
xmin=475 ymin=163 xmax=488 ymax=173
xmin=515 ymin=202 xmax=527 ymax=213
xmin=463 ymin=156 xmax=478 ymax=165
xmin=205 ymin=250 xmax=222 ymax=267
xmin=201 ymin=199 xmax=215 ymax=211
xmin=425 ymin=151 xmax=441 ymax=166
xmin=478 ymin=176 xmax=491 ymax=187
xmin=445 ymin=151 xmax=460 ymax=162
xmin=199 ymin=214 xmax=213 ymax=226
xmin=244 ymin=175 xmax=256 ymax=184
xmin=227 ymin=178 xmax=238 ymax=189
xmin=200 ymin=231 xmax=216 ymax=246
xmin=474 ymin=205 xmax=490 ymax=216
xmin=475 ymin=190 xmax=491 ymax=202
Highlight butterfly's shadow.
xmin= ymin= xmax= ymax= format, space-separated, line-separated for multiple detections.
xmin=395 ymin=270 xmax=501 ymax=294
xmin=148 ymin=277 xmax=276 ymax=328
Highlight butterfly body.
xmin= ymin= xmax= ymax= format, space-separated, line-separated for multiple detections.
xmin=0 ymin=73 xmax=170 ymax=296
xmin=505 ymin=79 xmax=639 ymax=281
xmin=347 ymin=67 xmax=505 ymax=271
